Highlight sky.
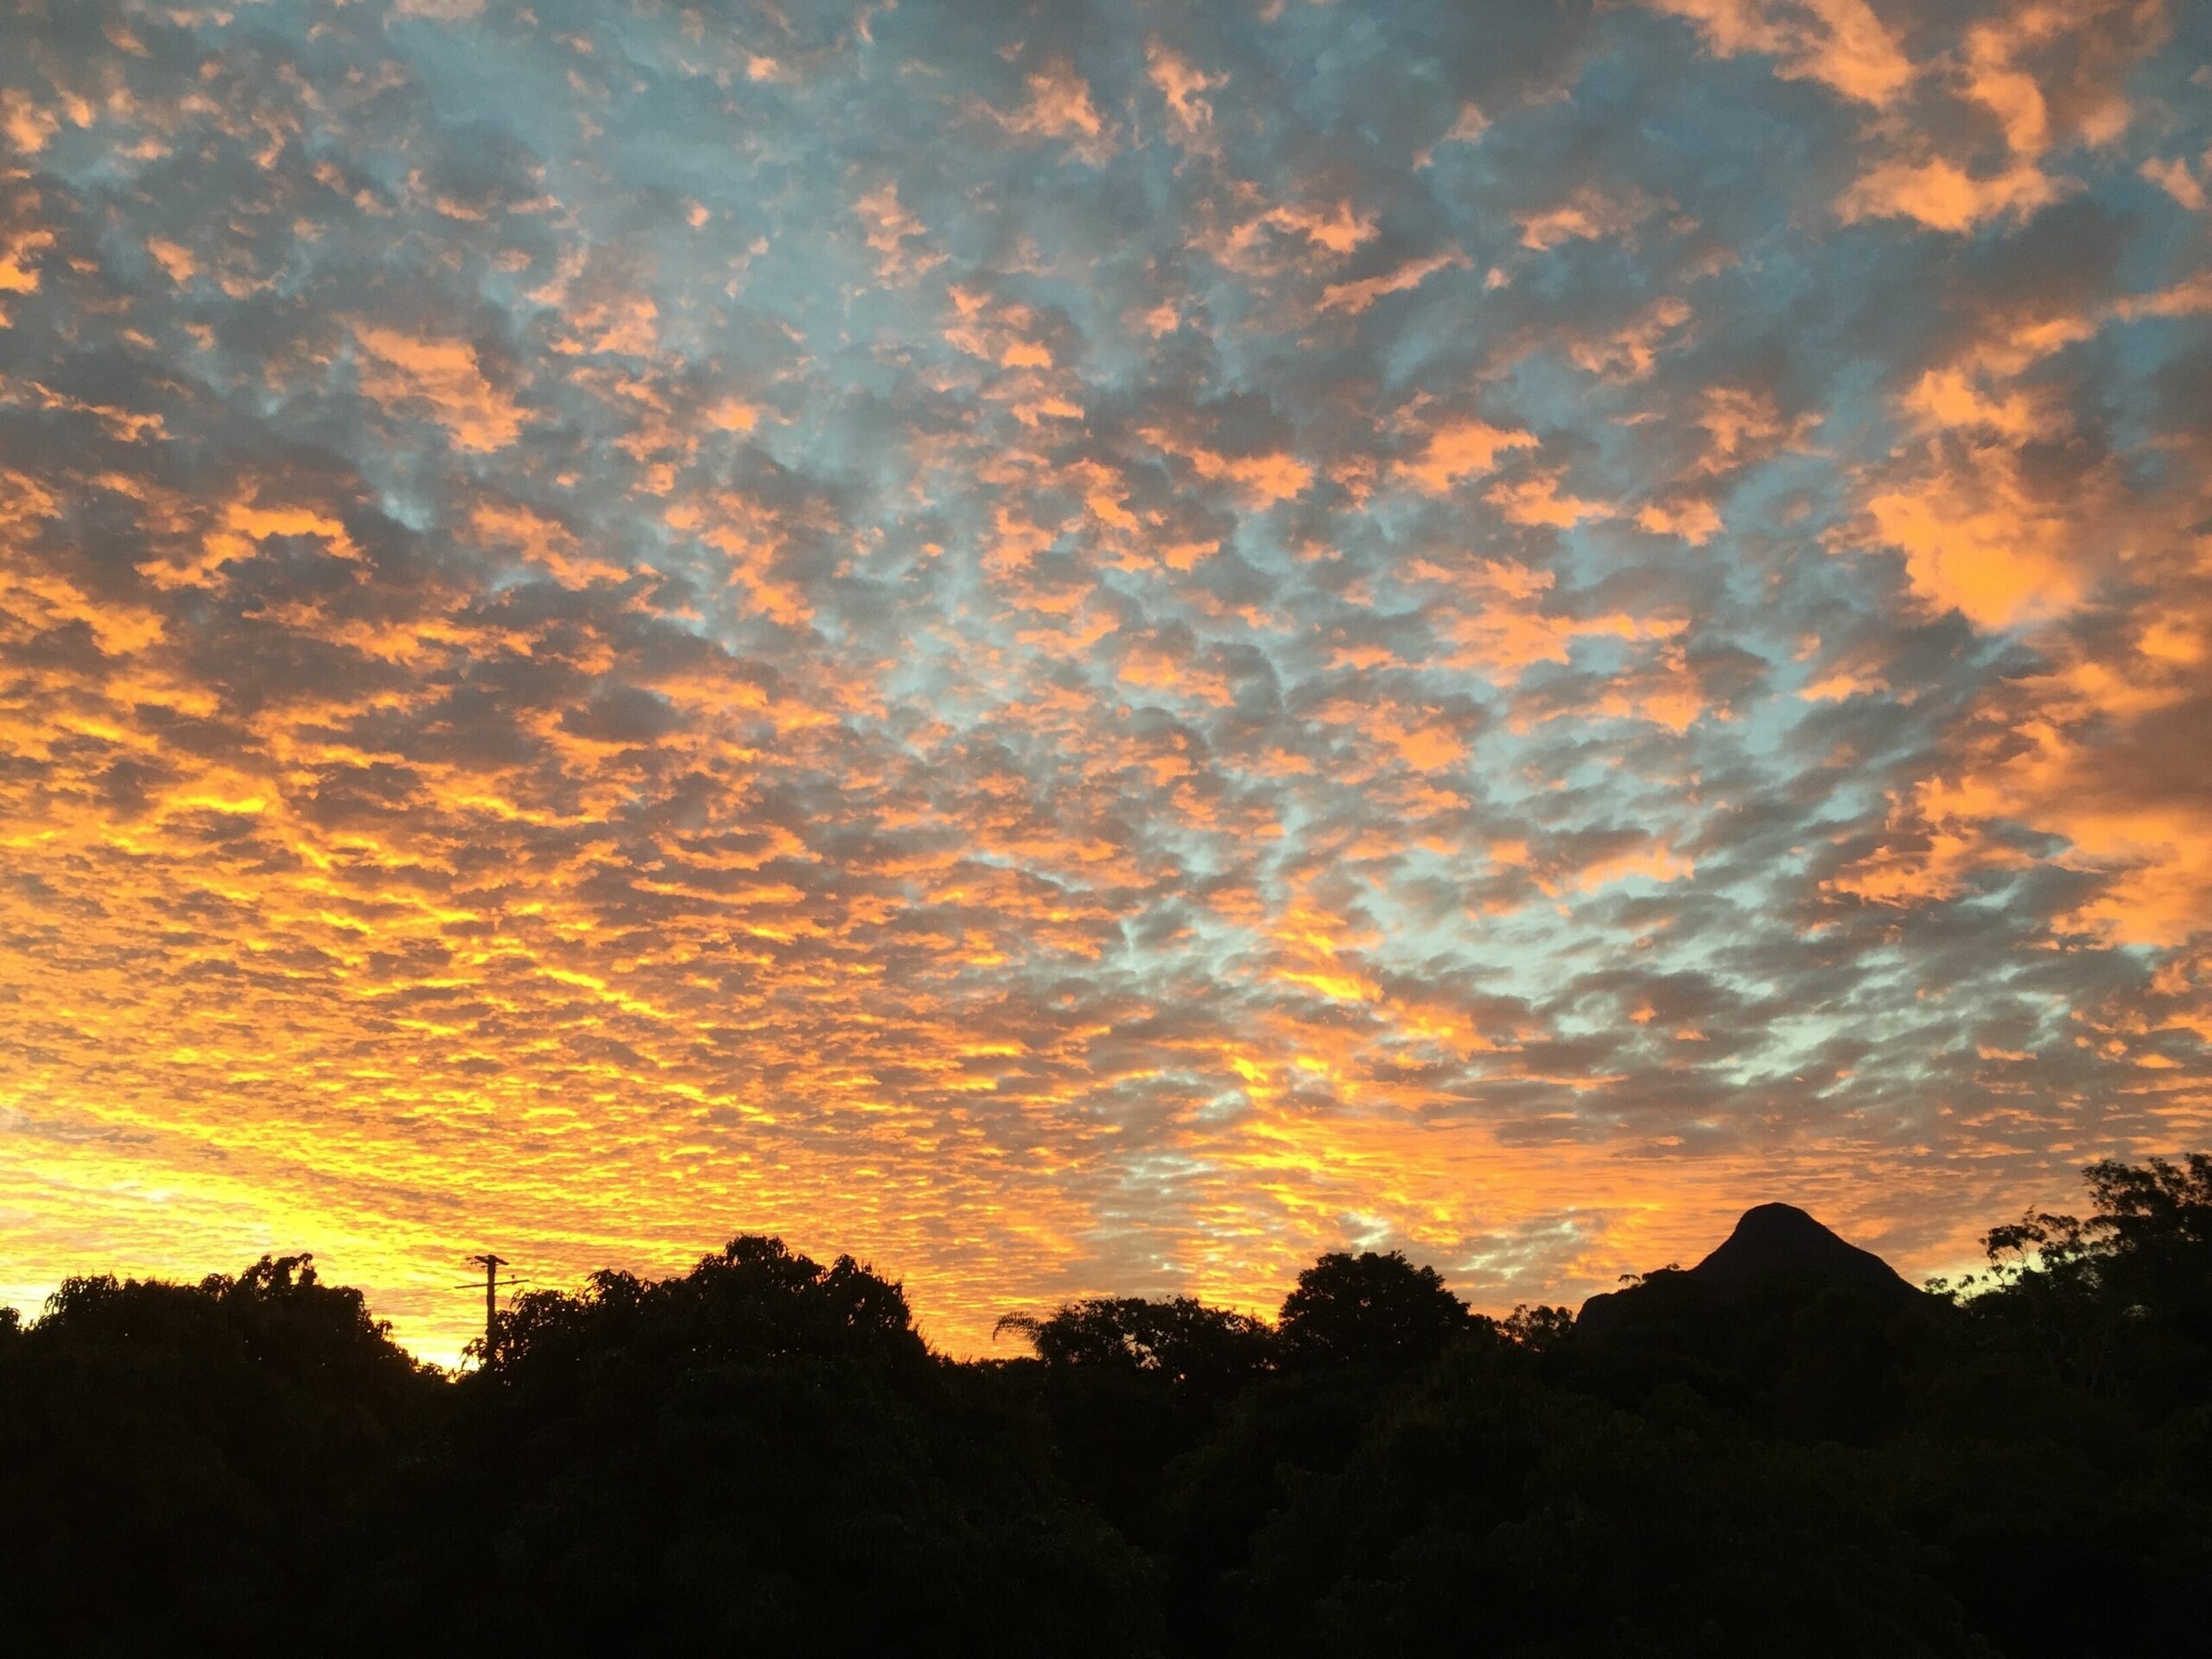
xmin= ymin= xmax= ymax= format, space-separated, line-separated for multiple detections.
xmin=1 ymin=0 xmax=2209 ymax=1364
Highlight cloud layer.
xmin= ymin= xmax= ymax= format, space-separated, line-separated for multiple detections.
xmin=2 ymin=0 xmax=2209 ymax=1359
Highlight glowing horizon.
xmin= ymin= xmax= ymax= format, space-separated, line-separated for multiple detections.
xmin=3 ymin=0 xmax=2209 ymax=1367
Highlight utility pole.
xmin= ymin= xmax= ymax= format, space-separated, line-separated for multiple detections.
xmin=467 ymin=1253 xmax=508 ymax=1366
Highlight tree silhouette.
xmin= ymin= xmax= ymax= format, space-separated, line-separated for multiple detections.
xmin=1277 ymin=1249 xmax=1472 ymax=1370
xmin=995 ymin=1295 xmax=1276 ymax=1398
xmin=343 ymin=1236 xmax=1159 ymax=1656
xmin=9 ymin=1160 xmax=2212 ymax=1657
xmin=0 ymin=1254 xmax=433 ymax=1653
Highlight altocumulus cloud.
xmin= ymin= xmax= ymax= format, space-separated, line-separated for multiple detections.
xmin=0 ymin=0 xmax=2209 ymax=1360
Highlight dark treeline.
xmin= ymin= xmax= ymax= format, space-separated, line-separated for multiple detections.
xmin=6 ymin=1155 xmax=2211 ymax=1657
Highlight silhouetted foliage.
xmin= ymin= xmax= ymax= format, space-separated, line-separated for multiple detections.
xmin=991 ymin=1296 xmax=1277 ymax=1555
xmin=1278 ymin=1249 xmax=1472 ymax=1370
xmin=0 ymin=1254 xmax=435 ymax=1655
xmin=1960 ymin=1154 xmax=2212 ymax=1411
xmin=11 ymin=1159 xmax=2212 ymax=1656
xmin=348 ymin=1236 xmax=1158 ymax=1656
xmin=1500 ymin=1301 xmax=1575 ymax=1352
xmin=1230 ymin=1346 xmax=1986 ymax=1657
xmin=996 ymin=1295 xmax=1276 ymax=1399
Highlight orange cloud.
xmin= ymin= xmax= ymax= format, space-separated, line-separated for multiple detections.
xmin=1862 ymin=442 xmax=2088 ymax=629
xmin=985 ymin=57 xmax=1117 ymax=166
xmin=1414 ymin=558 xmax=1686 ymax=681
xmin=1 ymin=89 xmax=62 ymax=155
xmin=1568 ymin=296 xmax=1692 ymax=380
xmin=1834 ymin=0 xmax=2164 ymax=234
xmin=2 ymin=219 xmax=55 ymax=296
xmin=352 ymin=324 xmax=524 ymax=452
xmin=1644 ymin=0 xmax=1912 ymax=108
xmin=1637 ymin=498 xmax=1724 ymax=545
xmin=1487 ymin=470 xmax=1610 ymax=530
xmin=146 ymin=236 xmax=195 ymax=285
xmin=1397 ymin=421 xmax=1538 ymax=495
xmin=1517 ymin=186 xmax=1656 ymax=251
xmin=1146 ymin=39 xmax=1225 ymax=146
xmin=855 ymin=182 xmax=944 ymax=283
xmin=1319 ymin=249 xmax=1468 ymax=315
xmin=1256 ymin=200 xmax=1376 ymax=257
xmin=1838 ymin=158 xmax=2063 ymax=233
xmin=1141 ymin=427 xmax=1313 ymax=505
xmin=2140 ymin=156 xmax=2206 ymax=213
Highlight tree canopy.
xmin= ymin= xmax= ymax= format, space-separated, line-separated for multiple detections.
xmin=9 ymin=1158 xmax=2212 ymax=1656
xmin=1277 ymin=1249 xmax=1473 ymax=1371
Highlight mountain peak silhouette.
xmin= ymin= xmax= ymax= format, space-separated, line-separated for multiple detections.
xmin=1576 ymin=1202 xmax=1916 ymax=1333
xmin=1688 ymin=1202 xmax=1915 ymax=1302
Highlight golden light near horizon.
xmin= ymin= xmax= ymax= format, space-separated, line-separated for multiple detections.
xmin=3 ymin=0 xmax=2209 ymax=1365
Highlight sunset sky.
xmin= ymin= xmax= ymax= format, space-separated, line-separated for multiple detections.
xmin=3 ymin=0 xmax=2209 ymax=1364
